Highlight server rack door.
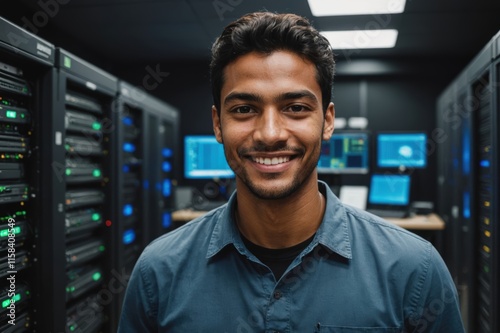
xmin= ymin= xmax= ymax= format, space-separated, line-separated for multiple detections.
xmin=0 ymin=16 xmax=55 ymax=333
xmin=54 ymin=48 xmax=118 ymax=333
xmin=471 ymin=68 xmax=497 ymax=333
xmin=457 ymin=85 xmax=476 ymax=332
xmin=112 ymin=94 xmax=147 ymax=331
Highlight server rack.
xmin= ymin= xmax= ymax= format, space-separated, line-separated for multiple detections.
xmin=0 ymin=17 xmax=55 ymax=333
xmin=39 ymin=48 xmax=118 ymax=333
xmin=112 ymin=81 xmax=178 ymax=330
xmin=142 ymin=92 xmax=178 ymax=239
xmin=437 ymin=30 xmax=500 ymax=333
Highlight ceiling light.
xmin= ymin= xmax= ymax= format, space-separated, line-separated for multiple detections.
xmin=322 ymin=29 xmax=398 ymax=49
xmin=308 ymin=0 xmax=406 ymax=17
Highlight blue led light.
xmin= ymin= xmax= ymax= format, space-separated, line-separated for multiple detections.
xmin=123 ymin=165 xmax=130 ymax=173
xmin=123 ymin=229 xmax=136 ymax=245
xmin=163 ymin=212 xmax=172 ymax=228
xmin=143 ymin=180 xmax=149 ymax=190
xmin=162 ymin=161 xmax=172 ymax=172
xmin=163 ymin=179 xmax=171 ymax=197
xmin=123 ymin=116 xmax=133 ymax=126
xmin=123 ymin=204 xmax=133 ymax=216
xmin=162 ymin=148 xmax=173 ymax=158
xmin=480 ymin=160 xmax=490 ymax=168
xmin=463 ymin=192 xmax=471 ymax=219
xmin=123 ymin=142 xmax=136 ymax=153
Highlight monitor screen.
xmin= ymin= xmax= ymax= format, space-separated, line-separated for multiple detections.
xmin=368 ymin=174 xmax=411 ymax=206
xmin=377 ymin=132 xmax=427 ymax=169
xmin=184 ymin=135 xmax=234 ymax=179
xmin=317 ymin=131 xmax=369 ymax=174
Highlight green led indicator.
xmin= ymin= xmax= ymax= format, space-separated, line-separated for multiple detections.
xmin=66 ymin=169 xmax=72 ymax=176
xmin=0 ymin=226 xmax=21 ymax=238
xmin=70 ymin=325 xmax=76 ymax=331
xmin=99 ymin=245 xmax=105 ymax=252
xmin=93 ymin=169 xmax=101 ymax=177
xmin=92 ymin=122 xmax=101 ymax=130
xmin=64 ymin=56 xmax=71 ymax=68
xmin=92 ymin=213 xmax=100 ymax=221
xmin=92 ymin=272 xmax=102 ymax=281
xmin=1 ymin=293 xmax=20 ymax=308
xmin=20 ymin=113 xmax=25 ymax=118
xmin=6 ymin=110 xmax=16 ymax=119
xmin=484 ymin=265 xmax=490 ymax=273
xmin=65 ymin=144 xmax=70 ymax=151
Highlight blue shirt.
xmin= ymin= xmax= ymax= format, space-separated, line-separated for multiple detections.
xmin=118 ymin=181 xmax=464 ymax=332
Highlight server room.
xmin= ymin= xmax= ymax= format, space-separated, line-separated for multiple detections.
xmin=1 ymin=1 xmax=499 ymax=332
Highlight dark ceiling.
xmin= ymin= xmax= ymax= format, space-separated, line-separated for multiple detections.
xmin=3 ymin=0 xmax=500 ymax=75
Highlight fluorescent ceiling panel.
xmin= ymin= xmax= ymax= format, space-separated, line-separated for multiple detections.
xmin=322 ymin=29 xmax=398 ymax=49
xmin=308 ymin=0 xmax=406 ymax=16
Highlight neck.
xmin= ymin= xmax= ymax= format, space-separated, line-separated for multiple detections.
xmin=235 ymin=181 xmax=325 ymax=249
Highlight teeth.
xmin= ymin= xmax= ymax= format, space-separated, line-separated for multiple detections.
xmin=253 ymin=156 xmax=290 ymax=165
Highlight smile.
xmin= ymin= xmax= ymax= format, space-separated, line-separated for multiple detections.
xmin=252 ymin=156 xmax=290 ymax=165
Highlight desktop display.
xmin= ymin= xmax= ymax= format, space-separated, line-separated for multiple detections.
xmin=184 ymin=135 xmax=234 ymax=179
xmin=377 ymin=132 xmax=427 ymax=169
xmin=368 ymin=174 xmax=411 ymax=206
xmin=317 ymin=132 xmax=369 ymax=174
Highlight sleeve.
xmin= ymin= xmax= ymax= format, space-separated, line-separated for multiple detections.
xmin=406 ymin=244 xmax=465 ymax=333
xmin=117 ymin=250 xmax=158 ymax=333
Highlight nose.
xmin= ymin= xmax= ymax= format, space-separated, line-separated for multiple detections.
xmin=253 ymin=108 xmax=287 ymax=146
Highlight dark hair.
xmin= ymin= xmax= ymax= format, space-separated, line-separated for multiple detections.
xmin=209 ymin=12 xmax=335 ymax=114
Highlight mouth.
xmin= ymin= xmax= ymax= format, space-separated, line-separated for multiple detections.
xmin=252 ymin=156 xmax=291 ymax=165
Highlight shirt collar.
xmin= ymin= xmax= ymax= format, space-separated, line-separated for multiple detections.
xmin=206 ymin=180 xmax=352 ymax=260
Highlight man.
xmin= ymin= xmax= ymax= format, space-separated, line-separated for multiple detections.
xmin=118 ymin=12 xmax=464 ymax=332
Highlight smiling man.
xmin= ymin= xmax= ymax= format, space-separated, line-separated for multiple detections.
xmin=118 ymin=12 xmax=464 ymax=332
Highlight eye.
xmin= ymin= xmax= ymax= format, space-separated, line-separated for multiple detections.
xmin=286 ymin=105 xmax=308 ymax=112
xmin=233 ymin=106 xmax=253 ymax=114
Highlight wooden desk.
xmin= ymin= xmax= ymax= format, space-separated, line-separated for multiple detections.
xmin=172 ymin=210 xmax=445 ymax=231
xmin=385 ymin=213 xmax=445 ymax=230
xmin=172 ymin=209 xmax=206 ymax=222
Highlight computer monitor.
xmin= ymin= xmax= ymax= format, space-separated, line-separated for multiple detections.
xmin=317 ymin=131 xmax=369 ymax=174
xmin=368 ymin=174 xmax=411 ymax=206
xmin=376 ymin=132 xmax=427 ymax=169
xmin=184 ymin=135 xmax=234 ymax=179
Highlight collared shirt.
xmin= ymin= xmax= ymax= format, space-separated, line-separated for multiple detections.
xmin=118 ymin=181 xmax=464 ymax=333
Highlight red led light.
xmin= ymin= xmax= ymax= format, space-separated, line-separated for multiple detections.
xmin=105 ymin=220 xmax=112 ymax=227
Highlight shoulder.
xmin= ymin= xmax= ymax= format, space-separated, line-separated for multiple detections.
xmin=342 ymin=204 xmax=433 ymax=259
xmin=140 ymin=207 xmax=224 ymax=265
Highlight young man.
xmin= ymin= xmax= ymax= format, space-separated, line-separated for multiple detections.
xmin=118 ymin=12 xmax=465 ymax=332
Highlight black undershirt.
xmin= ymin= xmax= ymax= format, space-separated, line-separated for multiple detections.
xmin=241 ymin=232 xmax=316 ymax=281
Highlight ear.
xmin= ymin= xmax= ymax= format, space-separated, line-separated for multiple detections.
xmin=212 ymin=105 xmax=223 ymax=143
xmin=322 ymin=102 xmax=335 ymax=141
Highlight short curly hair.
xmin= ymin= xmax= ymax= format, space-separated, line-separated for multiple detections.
xmin=209 ymin=12 xmax=335 ymax=114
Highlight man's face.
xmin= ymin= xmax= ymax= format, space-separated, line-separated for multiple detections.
xmin=212 ymin=50 xmax=334 ymax=200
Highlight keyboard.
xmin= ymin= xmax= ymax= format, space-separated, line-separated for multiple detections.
xmin=367 ymin=209 xmax=408 ymax=219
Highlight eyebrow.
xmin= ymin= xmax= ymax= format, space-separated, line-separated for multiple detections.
xmin=223 ymin=92 xmax=263 ymax=106
xmin=223 ymin=90 xmax=319 ymax=106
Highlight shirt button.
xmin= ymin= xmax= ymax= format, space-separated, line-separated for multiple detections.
xmin=273 ymin=290 xmax=282 ymax=299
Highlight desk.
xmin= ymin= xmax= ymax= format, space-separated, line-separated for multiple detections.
xmin=172 ymin=210 xmax=445 ymax=231
xmin=385 ymin=213 xmax=445 ymax=231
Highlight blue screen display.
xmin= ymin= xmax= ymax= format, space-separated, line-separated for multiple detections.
xmin=317 ymin=132 xmax=369 ymax=174
xmin=377 ymin=133 xmax=427 ymax=168
xmin=184 ymin=135 xmax=234 ymax=179
xmin=368 ymin=174 xmax=411 ymax=206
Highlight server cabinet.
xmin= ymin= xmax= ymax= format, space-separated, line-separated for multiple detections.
xmin=0 ymin=17 xmax=55 ymax=333
xmin=112 ymin=81 xmax=178 ymax=330
xmin=437 ymin=30 xmax=500 ymax=333
xmin=39 ymin=48 xmax=118 ymax=333
xmin=142 ymin=94 xmax=178 ymax=239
